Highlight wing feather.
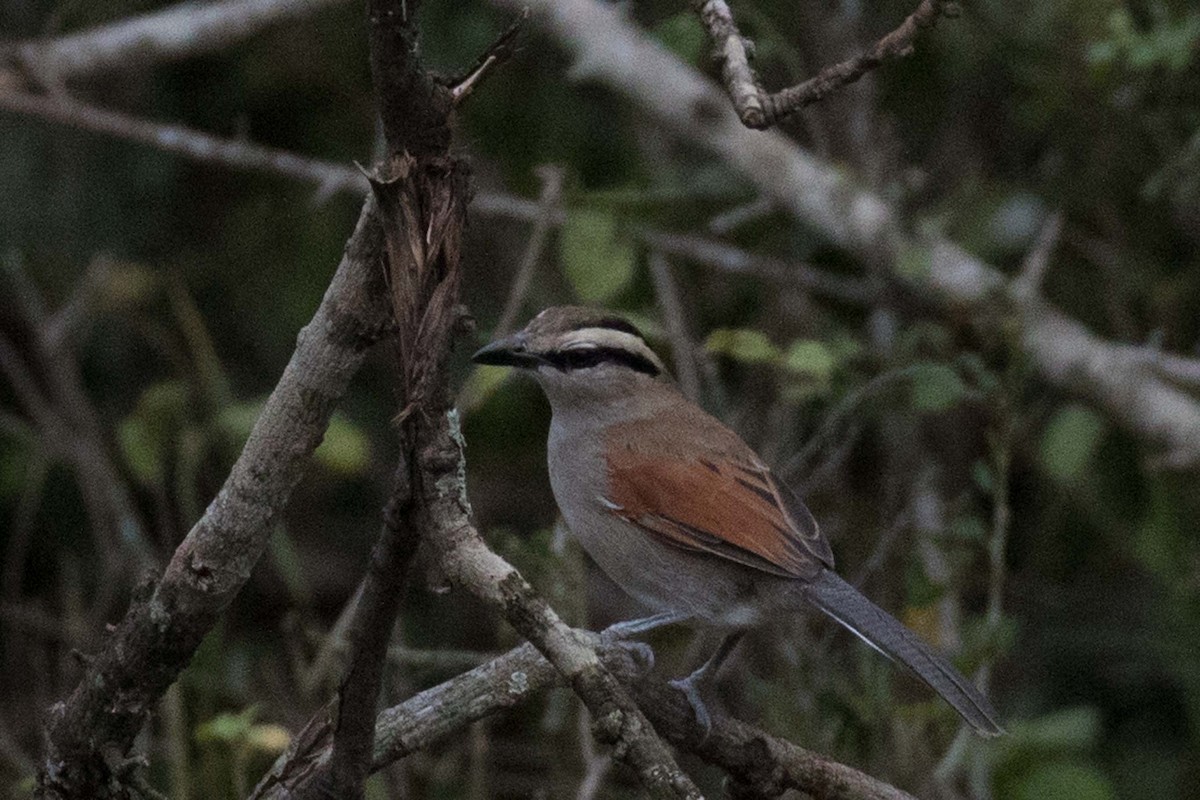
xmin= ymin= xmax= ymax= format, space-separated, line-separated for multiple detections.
xmin=604 ymin=442 xmax=832 ymax=579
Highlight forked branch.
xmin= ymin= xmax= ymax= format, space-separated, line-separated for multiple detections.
xmin=694 ymin=0 xmax=951 ymax=129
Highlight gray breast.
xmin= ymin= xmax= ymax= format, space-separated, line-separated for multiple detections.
xmin=545 ymin=411 xmax=779 ymax=627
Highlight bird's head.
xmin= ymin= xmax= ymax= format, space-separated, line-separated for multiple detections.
xmin=472 ymin=306 xmax=669 ymax=408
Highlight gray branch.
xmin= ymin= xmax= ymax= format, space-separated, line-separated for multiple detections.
xmin=414 ymin=412 xmax=704 ymax=800
xmin=36 ymin=196 xmax=391 ymax=799
xmin=254 ymin=637 xmax=914 ymax=800
xmin=7 ymin=0 xmax=351 ymax=84
xmin=499 ymin=0 xmax=1200 ymax=469
xmin=692 ymin=0 xmax=949 ymax=130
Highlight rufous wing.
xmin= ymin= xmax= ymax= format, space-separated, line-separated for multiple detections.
xmin=603 ymin=446 xmax=833 ymax=580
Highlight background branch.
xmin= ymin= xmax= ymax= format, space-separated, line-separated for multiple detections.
xmin=4 ymin=0 xmax=351 ymax=86
xmin=692 ymin=0 xmax=949 ymax=129
xmin=503 ymin=0 xmax=1200 ymax=467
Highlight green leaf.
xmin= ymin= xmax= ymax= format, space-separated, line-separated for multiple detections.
xmin=269 ymin=525 xmax=310 ymax=606
xmin=909 ymin=363 xmax=967 ymax=412
xmin=217 ymin=399 xmax=265 ymax=450
xmin=196 ymin=706 xmax=259 ymax=744
xmin=117 ymin=381 xmax=188 ymax=487
xmin=1007 ymin=707 xmax=1103 ymax=752
xmin=1014 ymin=762 xmax=1115 ymax=800
xmin=118 ymin=416 xmax=163 ymax=486
xmin=1040 ymin=405 xmax=1106 ymax=482
xmin=560 ymin=207 xmax=637 ymax=303
xmin=904 ymin=558 xmax=944 ymax=607
xmin=782 ymin=339 xmax=837 ymax=382
xmin=458 ymin=364 xmax=513 ymax=411
xmin=315 ymin=414 xmax=370 ymax=475
xmin=246 ymin=723 xmax=291 ymax=755
xmin=705 ymin=328 xmax=780 ymax=364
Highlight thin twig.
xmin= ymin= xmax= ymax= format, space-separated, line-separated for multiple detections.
xmin=641 ymin=229 xmax=879 ymax=305
xmin=494 ymin=164 xmax=565 ymax=336
xmin=706 ymin=195 xmax=774 ymax=235
xmin=575 ymin=705 xmax=613 ymax=800
xmin=693 ymin=0 xmax=950 ymax=129
xmin=648 ymin=252 xmax=702 ymax=402
xmin=0 ymin=89 xmax=368 ymax=202
xmin=1012 ymin=210 xmax=1063 ymax=300
xmin=0 ymin=85 xmax=541 ymax=218
xmin=450 ymin=9 xmax=529 ymax=106
xmin=783 ymin=366 xmax=924 ymax=479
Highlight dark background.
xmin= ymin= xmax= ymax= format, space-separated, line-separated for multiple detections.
xmin=2 ymin=1 xmax=1199 ymax=797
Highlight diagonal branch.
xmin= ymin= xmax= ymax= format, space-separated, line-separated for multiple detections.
xmin=502 ymin=0 xmax=1200 ymax=468
xmin=0 ymin=85 xmax=542 ymax=218
xmin=254 ymin=638 xmax=914 ymax=800
xmin=0 ymin=89 xmax=367 ymax=201
xmin=693 ymin=0 xmax=950 ymax=130
xmin=4 ymin=0 xmax=351 ymax=86
xmin=36 ymin=196 xmax=391 ymax=800
xmin=369 ymin=410 xmax=704 ymax=799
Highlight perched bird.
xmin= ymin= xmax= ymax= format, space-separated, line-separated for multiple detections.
xmin=473 ymin=306 xmax=1002 ymax=737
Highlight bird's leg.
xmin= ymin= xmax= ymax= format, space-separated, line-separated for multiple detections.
xmin=668 ymin=631 xmax=745 ymax=739
xmin=601 ymin=611 xmax=691 ymax=639
xmin=598 ymin=612 xmax=691 ymax=672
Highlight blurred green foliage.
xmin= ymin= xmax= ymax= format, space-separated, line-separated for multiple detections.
xmin=1 ymin=0 xmax=1200 ymax=798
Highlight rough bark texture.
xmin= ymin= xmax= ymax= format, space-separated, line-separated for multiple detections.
xmin=254 ymin=638 xmax=915 ymax=800
xmin=37 ymin=201 xmax=390 ymax=799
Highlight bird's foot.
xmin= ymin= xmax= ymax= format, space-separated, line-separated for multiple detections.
xmin=668 ymin=670 xmax=714 ymax=741
xmin=598 ymin=626 xmax=657 ymax=671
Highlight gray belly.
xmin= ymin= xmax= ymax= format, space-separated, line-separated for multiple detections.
xmin=547 ymin=419 xmax=788 ymax=627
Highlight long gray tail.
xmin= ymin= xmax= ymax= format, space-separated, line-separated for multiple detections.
xmin=803 ymin=570 xmax=1003 ymax=737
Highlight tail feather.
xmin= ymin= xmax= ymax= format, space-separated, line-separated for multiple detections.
xmin=803 ymin=570 xmax=1004 ymax=737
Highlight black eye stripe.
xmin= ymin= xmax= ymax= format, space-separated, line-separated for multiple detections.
xmin=541 ymin=346 xmax=660 ymax=377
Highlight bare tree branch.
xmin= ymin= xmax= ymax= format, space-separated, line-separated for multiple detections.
xmin=494 ymin=165 xmax=566 ymax=337
xmin=392 ymin=412 xmax=704 ymax=799
xmin=502 ymin=0 xmax=1200 ymax=468
xmin=648 ymin=252 xmax=702 ymax=403
xmin=254 ymin=637 xmax=915 ymax=800
xmin=0 ymin=259 xmax=155 ymax=577
xmin=641 ymin=229 xmax=879 ymax=305
xmin=0 ymin=86 xmax=550 ymax=218
xmin=5 ymin=0 xmax=350 ymax=85
xmin=36 ymin=196 xmax=391 ymax=799
xmin=0 ymin=88 xmax=366 ymax=201
xmin=693 ymin=0 xmax=950 ymax=130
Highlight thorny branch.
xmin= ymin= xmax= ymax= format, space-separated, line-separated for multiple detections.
xmin=693 ymin=0 xmax=951 ymax=130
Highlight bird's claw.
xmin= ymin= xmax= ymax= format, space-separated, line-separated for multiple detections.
xmin=669 ymin=673 xmax=713 ymax=741
xmin=615 ymin=639 xmax=656 ymax=671
xmin=598 ymin=629 xmax=656 ymax=671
